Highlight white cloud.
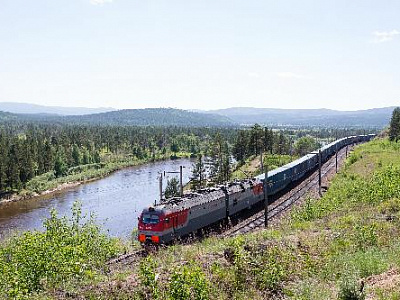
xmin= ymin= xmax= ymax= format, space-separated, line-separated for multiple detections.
xmin=372 ymin=30 xmax=399 ymax=43
xmin=277 ymin=72 xmax=309 ymax=79
xmin=90 ymin=0 xmax=113 ymax=5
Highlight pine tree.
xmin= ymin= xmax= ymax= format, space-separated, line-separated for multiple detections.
xmin=170 ymin=140 xmax=180 ymax=157
xmin=233 ymin=130 xmax=248 ymax=163
xmin=43 ymin=139 xmax=54 ymax=172
xmin=209 ymin=133 xmax=231 ymax=184
xmin=165 ymin=177 xmax=179 ymax=198
xmin=54 ymin=148 xmax=68 ymax=177
xmin=191 ymin=154 xmax=206 ymax=190
xmin=275 ymin=132 xmax=290 ymax=155
xmin=264 ymin=127 xmax=274 ymax=154
xmin=0 ymin=132 xmax=8 ymax=191
xmin=220 ymin=141 xmax=231 ymax=182
xmin=249 ymin=124 xmax=263 ymax=156
xmin=7 ymin=141 xmax=21 ymax=190
xmin=389 ymin=107 xmax=400 ymax=141
xmin=82 ymin=148 xmax=91 ymax=165
xmin=72 ymin=144 xmax=81 ymax=166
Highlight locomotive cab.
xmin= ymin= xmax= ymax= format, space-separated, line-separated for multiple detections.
xmin=138 ymin=207 xmax=165 ymax=243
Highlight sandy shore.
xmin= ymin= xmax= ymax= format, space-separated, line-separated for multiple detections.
xmin=0 ymin=182 xmax=82 ymax=207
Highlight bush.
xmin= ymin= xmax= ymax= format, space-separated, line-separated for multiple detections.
xmin=379 ymin=198 xmax=400 ymax=214
xmin=0 ymin=202 xmax=121 ymax=299
xmin=139 ymin=256 xmax=159 ymax=299
xmin=168 ymin=262 xmax=209 ymax=300
xmin=338 ymin=275 xmax=365 ymax=300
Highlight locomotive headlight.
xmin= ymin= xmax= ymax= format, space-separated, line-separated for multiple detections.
xmin=139 ymin=234 xmax=146 ymax=242
xmin=151 ymin=235 xmax=160 ymax=243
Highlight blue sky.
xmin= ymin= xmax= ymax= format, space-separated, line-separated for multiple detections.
xmin=0 ymin=0 xmax=399 ymax=110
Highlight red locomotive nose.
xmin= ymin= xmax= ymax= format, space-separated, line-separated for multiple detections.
xmin=138 ymin=210 xmax=164 ymax=232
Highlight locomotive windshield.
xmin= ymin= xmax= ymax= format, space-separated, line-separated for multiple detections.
xmin=142 ymin=213 xmax=160 ymax=224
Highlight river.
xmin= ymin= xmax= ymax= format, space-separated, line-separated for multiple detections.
xmin=0 ymin=158 xmax=194 ymax=239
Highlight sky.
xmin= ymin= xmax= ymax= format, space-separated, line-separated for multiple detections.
xmin=0 ymin=0 xmax=399 ymax=111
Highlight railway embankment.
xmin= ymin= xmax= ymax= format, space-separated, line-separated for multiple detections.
xmin=2 ymin=138 xmax=400 ymax=299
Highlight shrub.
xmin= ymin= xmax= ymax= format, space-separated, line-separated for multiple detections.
xmin=0 ymin=202 xmax=121 ymax=299
xmin=337 ymin=275 xmax=365 ymax=300
xmin=353 ymin=224 xmax=378 ymax=251
xmin=168 ymin=262 xmax=209 ymax=300
xmin=379 ymin=198 xmax=400 ymax=214
xmin=139 ymin=256 xmax=159 ymax=299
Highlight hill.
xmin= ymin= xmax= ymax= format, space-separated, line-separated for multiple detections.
xmin=0 ymin=102 xmax=114 ymax=116
xmin=205 ymin=106 xmax=396 ymax=128
xmin=1 ymin=105 xmax=396 ymax=128
xmin=65 ymin=108 xmax=236 ymax=127
xmin=0 ymin=108 xmax=236 ymax=127
xmin=0 ymin=111 xmax=17 ymax=122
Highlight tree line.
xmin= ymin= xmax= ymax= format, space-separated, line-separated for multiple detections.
xmin=0 ymin=123 xmax=235 ymax=194
xmin=0 ymin=118 xmax=378 ymax=196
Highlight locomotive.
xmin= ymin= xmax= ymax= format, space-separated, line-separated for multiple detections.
xmin=138 ymin=134 xmax=375 ymax=244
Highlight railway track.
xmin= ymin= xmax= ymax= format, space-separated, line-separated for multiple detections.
xmin=108 ymin=144 xmax=354 ymax=267
xmin=222 ymin=145 xmax=353 ymax=237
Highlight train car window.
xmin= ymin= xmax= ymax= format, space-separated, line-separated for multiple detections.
xmin=142 ymin=214 xmax=160 ymax=224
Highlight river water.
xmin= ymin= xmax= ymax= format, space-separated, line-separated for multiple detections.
xmin=0 ymin=159 xmax=193 ymax=239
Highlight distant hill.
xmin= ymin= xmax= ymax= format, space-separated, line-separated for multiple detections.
xmin=204 ymin=106 xmax=396 ymax=128
xmin=0 ymin=111 xmax=18 ymax=122
xmin=64 ymin=108 xmax=235 ymax=127
xmin=0 ymin=108 xmax=236 ymax=127
xmin=1 ymin=105 xmax=396 ymax=128
xmin=0 ymin=102 xmax=115 ymax=116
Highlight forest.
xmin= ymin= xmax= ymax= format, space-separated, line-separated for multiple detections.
xmin=0 ymin=116 xmax=376 ymax=197
xmin=0 ymin=122 xmax=235 ymax=195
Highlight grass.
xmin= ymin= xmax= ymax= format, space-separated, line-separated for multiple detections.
xmin=3 ymin=138 xmax=400 ymax=299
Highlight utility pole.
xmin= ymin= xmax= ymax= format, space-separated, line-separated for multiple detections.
xmin=318 ymin=150 xmax=322 ymax=196
xmin=263 ymin=126 xmax=269 ymax=228
xmin=159 ymin=172 xmax=163 ymax=203
xmin=264 ymin=162 xmax=269 ymax=228
xmin=180 ymin=165 xmax=183 ymax=197
xmin=335 ymin=144 xmax=338 ymax=173
xmin=199 ymin=156 xmax=203 ymax=188
xmin=260 ymin=148 xmax=263 ymax=173
xmin=346 ymin=145 xmax=348 ymax=158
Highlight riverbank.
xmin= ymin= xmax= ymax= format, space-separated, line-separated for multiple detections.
xmin=0 ymin=152 xmax=194 ymax=207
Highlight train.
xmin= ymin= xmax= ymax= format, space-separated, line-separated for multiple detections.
xmin=138 ymin=134 xmax=375 ymax=244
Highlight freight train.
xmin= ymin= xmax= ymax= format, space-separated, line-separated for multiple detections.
xmin=138 ymin=134 xmax=375 ymax=244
